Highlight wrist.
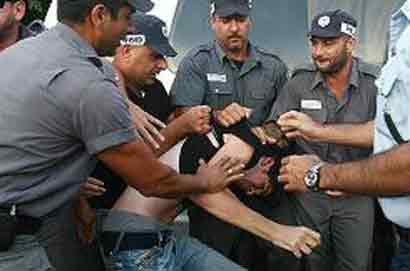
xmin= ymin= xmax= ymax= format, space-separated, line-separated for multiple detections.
xmin=195 ymin=174 xmax=211 ymax=193
xmin=304 ymin=161 xmax=326 ymax=192
xmin=311 ymin=122 xmax=325 ymax=142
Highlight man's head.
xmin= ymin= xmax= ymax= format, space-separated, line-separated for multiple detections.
xmin=210 ymin=0 xmax=252 ymax=54
xmin=57 ymin=0 xmax=154 ymax=56
xmin=0 ymin=0 xmax=27 ymax=39
xmin=114 ymin=13 xmax=177 ymax=88
xmin=308 ymin=9 xmax=357 ymax=74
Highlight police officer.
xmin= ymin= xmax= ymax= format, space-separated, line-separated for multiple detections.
xmin=0 ymin=0 xmax=245 ymax=270
xmin=0 ymin=0 xmax=32 ymax=52
xmin=269 ymin=9 xmax=379 ymax=271
xmin=277 ymin=2 xmax=410 ymax=271
xmin=171 ymin=0 xmax=289 ymax=269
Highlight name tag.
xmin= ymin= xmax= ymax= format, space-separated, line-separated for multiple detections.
xmin=301 ymin=100 xmax=322 ymax=110
xmin=207 ymin=73 xmax=227 ymax=83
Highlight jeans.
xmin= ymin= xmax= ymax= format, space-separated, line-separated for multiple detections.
xmin=103 ymin=231 xmax=246 ymax=271
xmin=391 ymin=238 xmax=410 ymax=271
xmin=0 ymin=235 xmax=53 ymax=271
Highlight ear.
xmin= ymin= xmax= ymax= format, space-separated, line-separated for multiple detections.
xmin=210 ymin=16 xmax=217 ymax=31
xmin=13 ymin=0 xmax=27 ymax=22
xmin=345 ymin=37 xmax=356 ymax=54
xmin=89 ymin=4 xmax=111 ymax=28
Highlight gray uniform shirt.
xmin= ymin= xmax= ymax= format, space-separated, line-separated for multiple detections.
xmin=270 ymin=58 xmax=379 ymax=162
xmin=170 ymin=41 xmax=288 ymax=125
xmin=0 ymin=23 xmax=138 ymax=217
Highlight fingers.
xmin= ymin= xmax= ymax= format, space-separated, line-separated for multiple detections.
xmin=81 ymin=178 xmax=106 ymax=197
xmin=144 ymin=120 xmax=166 ymax=142
xmin=137 ymin=125 xmax=161 ymax=150
xmin=87 ymin=177 xmax=105 ymax=187
xmin=216 ymin=103 xmax=249 ymax=127
xmin=145 ymin=111 xmax=167 ymax=129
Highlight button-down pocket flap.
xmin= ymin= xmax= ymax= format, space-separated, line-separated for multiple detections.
xmin=208 ymin=82 xmax=232 ymax=95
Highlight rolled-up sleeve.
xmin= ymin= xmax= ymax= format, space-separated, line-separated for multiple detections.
xmin=73 ymin=79 xmax=139 ymax=155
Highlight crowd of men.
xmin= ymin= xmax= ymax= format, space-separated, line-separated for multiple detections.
xmin=1 ymin=0 xmax=410 ymax=271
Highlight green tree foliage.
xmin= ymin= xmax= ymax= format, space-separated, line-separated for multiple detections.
xmin=23 ymin=0 xmax=52 ymax=25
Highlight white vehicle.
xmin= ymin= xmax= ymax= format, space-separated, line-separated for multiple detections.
xmin=44 ymin=0 xmax=406 ymax=169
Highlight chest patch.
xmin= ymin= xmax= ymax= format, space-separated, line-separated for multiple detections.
xmin=301 ymin=99 xmax=322 ymax=110
xmin=207 ymin=73 xmax=227 ymax=83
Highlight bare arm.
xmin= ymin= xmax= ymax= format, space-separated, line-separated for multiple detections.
xmin=321 ymin=143 xmax=410 ymax=195
xmin=97 ymin=140 xmax=243 ymax=198
xmin=277 ymin=111 xmax=374 ymax=148
xmin=279 ymin=143 xmax=410 ymax=196
xmin=152 ymin=106 xmax=211 ymax=157
xmin=189 ymin=138 xmax=320 ymax=258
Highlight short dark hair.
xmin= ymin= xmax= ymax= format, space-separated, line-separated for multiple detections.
xmin=57 ymin=0 xmax=132 ymax=24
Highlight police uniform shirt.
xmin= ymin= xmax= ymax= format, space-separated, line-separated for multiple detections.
xmin=170 ymin=41 xmax=288 ymax=125
xmin=0 ymin=23 xmax=138 ymax=217
xmin=375 ymin=0 xmax=410 ymax=228
xmin=270 ymin=58 xmax=379 ymax=163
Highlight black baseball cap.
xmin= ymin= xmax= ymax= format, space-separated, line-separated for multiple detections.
xmin=309 ymin=9 xmax=357 ymax=38
xmin=122 ymin=13 xmax=177 ymax=57
xmin=56 ymin=0 xmax=153 ymax=13
xmin=210 ymin=0 xmax=252 ymax=17
xmin=127 ymin=0 xmax=154 ymax=13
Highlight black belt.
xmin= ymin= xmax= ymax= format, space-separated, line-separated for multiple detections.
xmin=101 ymin=231 xmax=171 ymax=256
xmin=397 ymin=225 xmax=410 ymax=242
xmin=0 ymin=207 xmax=42 ymax=235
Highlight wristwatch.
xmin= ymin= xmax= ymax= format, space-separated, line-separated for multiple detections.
xmin=304 ymin=161 xmax=325 ymax=192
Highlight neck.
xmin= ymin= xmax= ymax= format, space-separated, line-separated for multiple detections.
xmin=68 ymin=22 xmax=99 ymax=52
xmin=324 ymin=57 xmax=353 ymax=100
xmin=111 ymin=59 xmax=129 ymax=96
xmin=0 ymin=24 xmax=20 ymax=52
xmin=222 ymin=41 xmax=249 ymax=62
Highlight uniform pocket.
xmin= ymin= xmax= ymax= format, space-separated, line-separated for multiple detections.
xmin=205 ymin=82 xmax=233 ymax=110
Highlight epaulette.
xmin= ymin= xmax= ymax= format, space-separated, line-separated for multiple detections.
xmin=357 ymin=59 xmax=381 ymax=78
xmin=291 ymin=63 xmax=316 ymax=78
xmin=190 ymin=42 xmax=213 ymax=58
xmin=255 ymin=46 xmax=283 ymax=62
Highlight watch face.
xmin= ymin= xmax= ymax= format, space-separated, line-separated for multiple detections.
xmin=305 ymin=171 xmax=318 ymax=188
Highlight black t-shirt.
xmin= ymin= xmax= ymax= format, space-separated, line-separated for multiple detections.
xmin=89 ymin=79 xmax=172 ymax=209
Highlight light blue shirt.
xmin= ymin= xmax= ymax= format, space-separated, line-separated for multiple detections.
xmin=375 ymin=0 xmax=410 ymax=228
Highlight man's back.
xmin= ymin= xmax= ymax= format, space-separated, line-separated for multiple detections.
xmin=0 ymin=24 xmax=134 ymax=217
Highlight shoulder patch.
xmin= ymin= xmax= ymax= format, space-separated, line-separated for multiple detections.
xmin=357 ymin=59 xmax=381 ymax=78
xmin=291 ymin=63 xmax=316 ymax=78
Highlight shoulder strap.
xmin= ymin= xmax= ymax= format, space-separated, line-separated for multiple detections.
xmin=384 ymin=112 xmax=409 ymax=144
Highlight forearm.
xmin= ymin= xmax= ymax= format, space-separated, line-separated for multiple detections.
xmin=316 ymin=121 xmax=374 ymax=147
xmin=152 ymin=115 xmax=190 ymax=157
xmin=190 ymin=190 xmax=282 ymax=242
xmin=98 ymin=142 xmax=207 ymax=198
xmin=320 ymin=143 xmax=410 ymax=195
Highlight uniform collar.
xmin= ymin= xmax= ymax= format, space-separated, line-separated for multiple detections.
xmin=18 ymin=24 xmax=34 ymax=41
xmin=396 ymin=0 xmax=410 ymax=21
xmin=53 ymin=23 xmax=99 ymax=58
xmin=214 ymin=40 xmax=261 ymax=65
xmin=311 ymin=58 xmax=359 ymax=91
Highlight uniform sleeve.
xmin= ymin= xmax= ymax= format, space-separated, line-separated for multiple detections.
xmin=73 ymin=79 xmax=139 ymax=155
xmin=170 ymin=55 xmax=208 ymax=107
